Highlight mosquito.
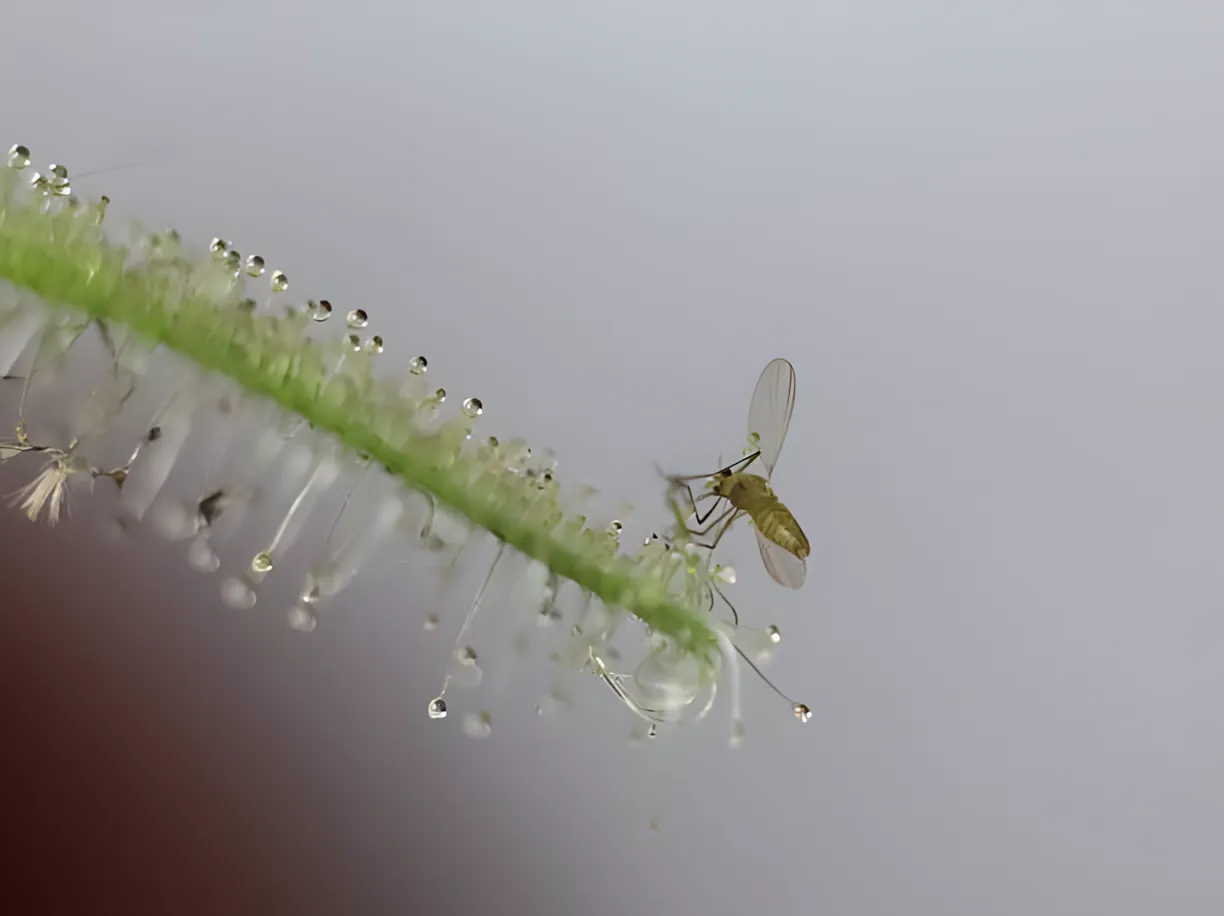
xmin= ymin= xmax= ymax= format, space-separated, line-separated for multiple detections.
xmin=664 ymin=357 xmax=809 ymax=589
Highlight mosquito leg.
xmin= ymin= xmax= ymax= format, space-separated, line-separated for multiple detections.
xmin=711 ymin=581 xmax=740 ymax=625
xmin=684 ymin=504 xmax=737 ymax=539
xmin=687 ymin=511 xmax=742 ymax=551
xmin=683 ymin=486 xmax=725 ymax=526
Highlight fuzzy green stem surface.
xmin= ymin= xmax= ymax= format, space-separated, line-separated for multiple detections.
xmin=0 ymin=204 xmax=720 ymax=657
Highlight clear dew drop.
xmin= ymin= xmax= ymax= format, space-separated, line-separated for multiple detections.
xmin=462 ymin=711 xmax=493 ymax=738
xmin=793 ymin=703 xmax=811 ymax=723
xmin=220 ymin=577 xmax=258 ymax=610
xmin=270 ymin=270 xmax=289 ymax=293
xmin=716 ymin=565 xmax=737 ymax=584
xmin=423 ymin=613 xmax=439 ymax=631
xmin=408 ymin=355 xmax=428 ymax=375
xmin=224 ymin=249 xmax=241 ymax=272
xmin=287 ymin=605 xmax=319 ymax=633
xmin=345 ymin=308 xmax=368 ymax=329
xmin=7 ymin=143 xmax=31 ymax=169
xmin=49 ymin=163 xmax=68 ymax=181
xmin=427 ymin=697 xmax=448 ymax=719
xmin=209 ymin=237 xmax=229 ymax=258
xmin=456 ymin=646 xmax=478 ymax=665
xmin=768 ymin=625 xmax=781 ymax=644
xmin=251 ymin=551 xmax=273 ymax=573
xmin=245 ymin=254 xmax=265 ymax=277
xmin=462 ymin=397 xmax=483 ymax=418
xmin=311 ymin=299 xmax=332 ymax=321
xmin=364 ymin=335 xmax=384 ymax=355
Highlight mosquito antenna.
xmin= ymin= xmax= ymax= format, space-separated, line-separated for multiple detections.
xmin=657 ymin=450 xmax=761 ymax=484
xmin=72 ymin=160 xmax=151 ymax=180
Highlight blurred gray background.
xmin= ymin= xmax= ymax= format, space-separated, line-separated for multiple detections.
xmin=4 ymin=1 xmax=1224 ymax=913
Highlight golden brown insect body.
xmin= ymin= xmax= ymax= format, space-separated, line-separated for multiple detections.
xmin=711 ymin=472 xmax=810 ymax=560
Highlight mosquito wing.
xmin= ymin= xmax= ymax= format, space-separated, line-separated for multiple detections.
xmin=746 ymin=358 xmax=796 ymax=477
xmin=755 ymin=526 xmax=806 ymax=589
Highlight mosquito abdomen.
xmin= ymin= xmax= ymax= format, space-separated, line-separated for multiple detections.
xmin=755 ymin=502 xmax=810 ymax=559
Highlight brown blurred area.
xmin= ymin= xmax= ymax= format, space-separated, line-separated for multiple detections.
xmin=4 ymin=510 xmax=316 ymax=912
xmin=0 ymin=502 xmax=459 ymax=915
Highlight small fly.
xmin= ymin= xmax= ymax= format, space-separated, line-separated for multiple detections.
xmin=664 ymin=357 xmax=809 ymax=589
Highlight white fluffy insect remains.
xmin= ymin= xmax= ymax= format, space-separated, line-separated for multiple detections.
xmin=0 ymin=142 xmax=809 ymax=745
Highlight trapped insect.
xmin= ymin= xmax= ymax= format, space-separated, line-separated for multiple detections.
xmin=665 ymin=357 xmax=809 ymax=589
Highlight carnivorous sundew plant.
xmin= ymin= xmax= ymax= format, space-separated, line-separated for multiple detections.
xmin=0 ymin=144 xmax=809 ymax=744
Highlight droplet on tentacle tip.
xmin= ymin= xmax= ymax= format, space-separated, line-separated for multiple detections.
xmin=223 ymin=249 xmax=241 ymax=272
xmin=449 ymin=646 xmax=484 ymax=689
xmin=270 ymin=270 xmax=288 ymax=293
xmin=151 ymin=500 xmax=201 ymax=541
xmin=186 ymin=534 xmax=221 ymax=573
xmin=364 ymin=335 xmax=384 ymax=355
xmin=251 ymin=551 xmax=273 ymax=574
xmin=462 ymin=711 xmax=493 ymax=738
xmin=729 ymin=718 xmax=746 ymax=748
xmin=768 ymin=625 xmax=781 ymax=644
xmin=423 ymin=613 xmax=439 ymax=631
xmin=417 ymin=388 xmax=446 ymax=412
xmin=209 ymin=237 xmax=229 ymax=259
xmin=427 ymin=697 xmax=448 ymax=720
xmin=287 ymin=605 xmax=318 ymax=633
xmin=220 ymin=576 xmax=257 ymax=610
xmin=535 ymin=689 xmax=568 ymax=718
xmin=47 ymin=164 xmax=70 ymax=195
xmin=7 ymin=143 xmax=30 ymax=169
xmin=311 ymin=299 xmax=332 ymax=321
xmin=408 ymin=355 xmax=427 ymax=375
xmin=345 ymin=308 xmax=368 ymax=329
xmin=245 ymin=254 xmax=265 ymax=277
xmin=792 ymin=703 xmax=811 ymax=723
xmin=462 ymin=397 xmax=483 ymax=418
